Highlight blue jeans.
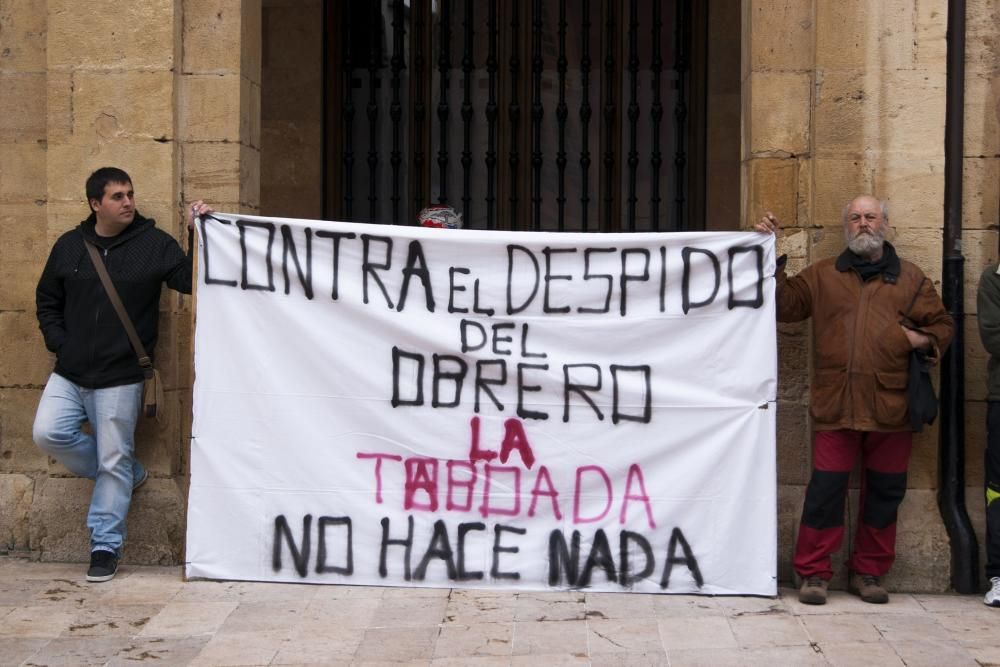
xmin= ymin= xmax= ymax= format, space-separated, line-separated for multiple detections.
xmin=32 ymin=373 xmax=144 ymax=556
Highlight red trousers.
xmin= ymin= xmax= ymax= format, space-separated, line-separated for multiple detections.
xmin=793 ymin=429 xmax=912 ymax=579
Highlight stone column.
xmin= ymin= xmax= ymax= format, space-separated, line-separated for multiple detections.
xmin=0 ymin=0 xmax=50 ymax=556
xmin=743 ymin=0 xmax=817 ymax=584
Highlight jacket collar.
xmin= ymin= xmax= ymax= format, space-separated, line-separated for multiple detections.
xmin=79 ymin=211 xmax=153 ymax=247
xmin=835 ymin=241 xmax=901 ymax=284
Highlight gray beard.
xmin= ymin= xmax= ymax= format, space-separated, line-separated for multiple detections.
xmin=847 ymin=231 xmax=885 ymax=260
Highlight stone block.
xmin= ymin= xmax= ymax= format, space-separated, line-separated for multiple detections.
xmin=748 ymin=71 xmax=811 ymax=155
xmin=776 ymin=483 xmax=804 ymax=584
xmin=747 ymin=0 xmax=813 ymax=73
xmin=908 ymin=422 xmax=940 ymax=489
xmin=966 ymin=401 xmax=987 ymax=488
xmin=0 ymin=0 xmax=48 ymax=71
xmin=180 ymin=74 xmax=242 ymax=142
xmin=884 ymin=489 xmax=951 ymax=592
xmin=126 ymin=478 xmax=186 ymax=564
xmin=45 ymin=141 xmax=174 ymax=206
xmin=0 ymin=72 xmax=46 ymax=143
xmin=135 ymin=390 xmax=183 ymax=478
xmin=0 ymin=388 xmax=47 ymax=474
xmin=241 ymin=0 xmax=262 ymax=83
xmin=45 ymin=201 xmax=89 ymax=245
xmin=777 ymin=321 xmax=810 ymax=402
xmin=0 ymin=473 xmax=34 ymax=551
xmin=46 ymin=0 xmax=175 ymax=71
xmin=873 ymin=158 xmax=945 ymax=231
xmin=30 ymin=475 xmax=185 ymax=565
xmin=963 ymin=158 xmax=1000 ymax=231
xmin=812 ymin=158 xmax=872 ymax=227
xmin=965 ymin=0 xmax=1000 ymax=74
xmin=815 ymin=0 xmax=870 ymax=70
xmin=796 ymin=157 xmax=813 ymax=230
xmin=817 ymin=1 xmax=918 ymax=71
xmin=182 ymin=142 xmax=242 ymax=204
xmin=0 ymin=202 xmax=48 ymax=311
xmin=878 ymin=70 xmax=948 ymax=157
xmin=776 ymin=402 xmax=810 ymax=486
xmin=913 ymin=0 xmax=949 ymax=70
xmin=154 ymin=316 xmax=181 ymax=391
xmin=28 ymin=476 xmax=90 ymax=561
xmin=813 ymin=69 xmax=868 ymax=158
xmin=183 ymin=0 xmax=244 ymax=73
xmin=963 ymin=74 xmax=1000 ymax=157
xmin=748 ymin=158 xmax=798 ymax=229
xmin=239 ymin=144 xmax=260 ymax=209
xmin=72 ymin=71 xmax=175 ymax=141
xmin=261 ymin=0 xmax=322 ymax=77
xmin=0 ymin=141 xmax=46 ymax=202
xmin=242 ymin=78 xmax=261 ymax=148
xmin=46 ymin=71 xmax=73 ymax=143
xmin=776 ymin=227 xmax=809 ymax=261
xmin=890 ymin=227 xmax=944 ymax=283
xmin=0 ymin=312 xmax=52 ymax=386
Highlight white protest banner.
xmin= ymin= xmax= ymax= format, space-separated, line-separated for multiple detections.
xmin=186 ymin=214 xmax=777 ymax=595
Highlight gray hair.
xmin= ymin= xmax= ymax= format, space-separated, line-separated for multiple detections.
xmin=841 ymin=197 xmax=889 ymax=225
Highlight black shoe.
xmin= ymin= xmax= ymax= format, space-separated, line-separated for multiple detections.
xmin=86 ymin=550 xmax=119 ymax=582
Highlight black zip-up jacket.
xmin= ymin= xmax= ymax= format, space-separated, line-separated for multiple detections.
xmin=36 ymin=212 xmax=192 ymax=388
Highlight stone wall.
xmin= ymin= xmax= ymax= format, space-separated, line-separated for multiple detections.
xmin=2 ymin=0 xmax=998 ymax=591
xmin=0 ymin=0 xmax=260 ymax=564
xmin=746 ymin=0 xmax=1000 ymax=591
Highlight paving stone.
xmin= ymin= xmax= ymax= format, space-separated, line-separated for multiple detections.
xmin=443 ymin=589 xmax=516 ymax=624
xmin=432 ymin=621 xmax=513 ymax=658
xmin=60 ymin=603 xmax=160 ymax=637
xmin=588 ymin=617 xmax=665 ymax=654
xmin=887 ymin=638 xmax=979 ymax=667
xmin=354 ymin=626 xmax=438 ymax=661
xmin=370 ymin=595 xmax=448 ymax=628
xmin=272 ymin=624 xmax=363 ymax=664
xmin=730 ymin=613 xmax=811 ymax=647
xmin=108 ymin=635 xmax=213 ymax=666
xmin=137 ymin=601 xmax=238 ymax=638
xmin=665 ymin=647 xmax=747 ymax=666
xmin=657 ymin=616 xmax=738 ymax=650
xmin=513 ymin=591 xmax=587 ymax=622
xmin=0 ymin=638 xmax=48 ymax=667
xmin=0 ymin=606 xmax=78 ymax=638
xmin=511 ymin=619 xmax=589 ymax=656
xmin=819 ymin=640 xmax=906 ymax=667
xmin=19 ymin=635 xmax=133 ymax=666
xmin=0 ymin=558 xmax=996 ymax=665
xmin=799 ymin=613 xmax=883 ymax=643
xmin=584 ymin=591 xmax=658 ymax=620
xmin=188 ymin=629 xmax=284 ymax=667
xmin=590 ymin=651 xmax=669 ymax=666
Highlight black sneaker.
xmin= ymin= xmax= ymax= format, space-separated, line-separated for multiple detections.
xmin=86 ymin=550 xmax=119 ymax=582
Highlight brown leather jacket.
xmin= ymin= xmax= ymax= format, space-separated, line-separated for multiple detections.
xmin=776 ymin=244 xmax=953 ymax=432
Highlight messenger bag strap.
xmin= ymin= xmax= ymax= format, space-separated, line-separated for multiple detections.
xmin=83 ymin=239 xmax=155 ymax=379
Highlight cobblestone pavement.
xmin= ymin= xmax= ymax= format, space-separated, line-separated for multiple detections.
xmin=0 ymin=557 xmax=997 ymax=666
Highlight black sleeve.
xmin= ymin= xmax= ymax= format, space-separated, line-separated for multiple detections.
xmin=36 ymin=242 xmax=68 ymax=353
xmin=163 ymin=232 xmax=193 ymax=295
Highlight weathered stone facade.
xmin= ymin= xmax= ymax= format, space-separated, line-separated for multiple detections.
xmin=0 ymin=0 xmax=260 ymax=563
xmin=0 ymin=0 xmax=997 ymax=592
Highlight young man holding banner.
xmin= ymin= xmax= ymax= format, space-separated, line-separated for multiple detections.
xmin=757 ymin=196 xmax=952 ymax=605
xmin=32 ymin=166 xmax=211 ymax=582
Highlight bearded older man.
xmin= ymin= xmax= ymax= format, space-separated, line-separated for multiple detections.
xmin=756 ymin=195 xmax=953 ymax=605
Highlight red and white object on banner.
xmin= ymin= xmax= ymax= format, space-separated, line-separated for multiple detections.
xmin=418 ymin=205 xmax=463 ymax=229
